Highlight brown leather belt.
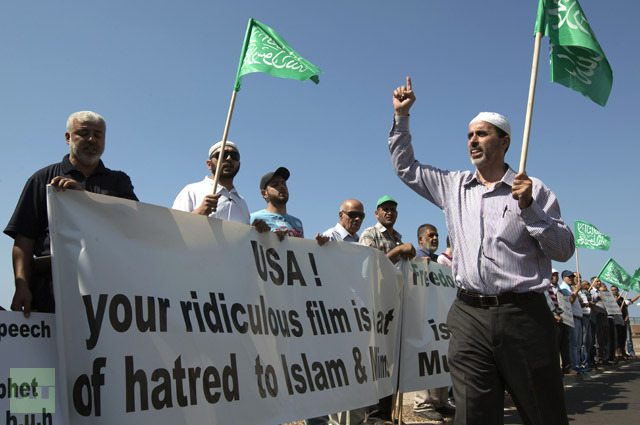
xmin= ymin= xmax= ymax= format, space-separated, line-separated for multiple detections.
xmin=457 ymin=288 xmax=540 ymax=308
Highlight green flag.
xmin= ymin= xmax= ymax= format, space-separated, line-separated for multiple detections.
xmin=534 ymin=0 xmax=613 ymax=106
xmin=597 ymin=258 xmax=631 ymax=290
xmin=234 ymin=18 xmax=321 ymax=91
xmin=632 ymin=268 xmax=640 ymax=292
xmin=574 ymin=220 xmax=610 ymax=250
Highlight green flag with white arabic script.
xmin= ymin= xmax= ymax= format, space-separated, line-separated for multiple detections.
xmin=597 ymin=259 xmax=631 ymax=291
xmin=534 ymin=0 xmax=613 ymax=106
xmin=574 ymin=220 xmax=610 ymax=250
xmin=234 ymin=18 xmax=321 ymax=91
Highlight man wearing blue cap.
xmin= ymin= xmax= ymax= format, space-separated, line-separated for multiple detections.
xmin=388 ymin=77 xmax=574 ymax=425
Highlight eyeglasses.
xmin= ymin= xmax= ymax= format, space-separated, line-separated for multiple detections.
xmin=341 ymin=210 xmax=365 ymax=220
xmin=211 ymin=150 xmax=240 ymax=161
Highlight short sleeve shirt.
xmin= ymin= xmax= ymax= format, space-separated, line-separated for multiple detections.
xmin=250 ymin=209 xmax=304 ymax=238
xmin=359 ymin=222 xmax=403 ymax=254
xmin=172 ymin=176 xmax=250 ymax=224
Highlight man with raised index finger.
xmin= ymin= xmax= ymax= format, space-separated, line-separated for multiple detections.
xmin=388 ymin=76 xmax=575 ymax=425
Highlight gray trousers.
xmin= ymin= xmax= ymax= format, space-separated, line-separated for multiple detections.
xmin=447 ymin=294 xmax=568 ymax=425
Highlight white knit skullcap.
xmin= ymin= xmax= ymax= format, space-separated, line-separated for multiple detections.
xmin=208 ymin=140 xmax=238 ymax=158
xmin=469 ymin=112 xmax=511 ymax=136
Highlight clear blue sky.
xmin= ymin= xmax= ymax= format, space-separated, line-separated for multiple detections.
xmin=1 ymin=0 xmax=638 ymax=315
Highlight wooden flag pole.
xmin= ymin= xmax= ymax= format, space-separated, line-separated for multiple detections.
xmin=519 ymin=32 xmax=543 ymax=174
xmin=212 ymin=90 xmax=239 ymax=194
xmin=395 ymin=392 xmax=404 ymax=425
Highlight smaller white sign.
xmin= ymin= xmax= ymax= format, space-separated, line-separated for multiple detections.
xmin=0 ymin=312 xmax=65 ymax=424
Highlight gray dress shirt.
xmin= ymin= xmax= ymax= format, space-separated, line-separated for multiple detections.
xmin=388 ymin=115 xmax=574 ymax=294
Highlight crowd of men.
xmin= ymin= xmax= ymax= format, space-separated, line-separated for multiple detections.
xmin=548 ymin=270 xmax=639 ymax=379
xmin=3 ymin=76 xmax=639 ymax=425
xmin=1 ymin=109 xmax=455 ymax=424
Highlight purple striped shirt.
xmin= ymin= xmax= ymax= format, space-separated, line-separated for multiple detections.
xmin=389 ymin=116 xmax=574 ymax=294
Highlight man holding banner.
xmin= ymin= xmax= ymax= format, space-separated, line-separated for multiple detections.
xmin=359 ymin=195 xmax=414 ymax=423
xmin=610 ymin=286 xmax=640 ymax=360
xmin=590 ymin=278 xmax=611 ymax=365
xmin=320 ymin=199 xmax=365 ymax=243
xmin=4 ymin=111 xmax=138 ymax=316
xmin=359 ymin=196 xmax=415 ymax=266
xmin=388 ymin=78 xmax=575 ymax=425
xmin=412 ymin=224 xmax=455 ymax=421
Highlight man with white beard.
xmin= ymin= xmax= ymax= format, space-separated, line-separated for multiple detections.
xmin=4 ymin=111 xmax=138 ymax=316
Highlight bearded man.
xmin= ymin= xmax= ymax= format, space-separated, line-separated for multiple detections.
xmin=4 ymin=111 xmax=138 ymax=315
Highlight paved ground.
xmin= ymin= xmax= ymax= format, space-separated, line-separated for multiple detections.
xmin=399 ymin=358 xmax=640 ymax=425
xmin=554 ymin=359 xmax=640 ymax=425
xmin=289 ymin=337 xmax=640 ymax=425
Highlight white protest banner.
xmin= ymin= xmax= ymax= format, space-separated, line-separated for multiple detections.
xmin=556 ymin=294 xmax=574 ymax=328
xmin=0 ymin=312 xmax=65 ymax=424
xmin=47 ymin=189 xmax=402 ymax=425
xmin=398 ymin=260 xmax=456 ymax=392
xmin=600 ymin=291 xmax=623 ymax=316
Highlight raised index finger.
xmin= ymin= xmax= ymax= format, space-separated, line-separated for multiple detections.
xmin=406 ymin=76 xmax=412 ymax=91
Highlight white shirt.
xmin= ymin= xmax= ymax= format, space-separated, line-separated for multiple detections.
xmin=437 ymin=252 xmax=453 ymax=268
xmin=322 ymin=222 xmax=359 ymax=243
xmin=172 ymin=176 xmax=250 ymax=224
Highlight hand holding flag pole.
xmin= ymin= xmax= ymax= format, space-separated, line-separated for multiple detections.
xmin=211 ymin=90 xmax=240 ymax=195
xmin=211 ymin=18 xmax=322 ymax=193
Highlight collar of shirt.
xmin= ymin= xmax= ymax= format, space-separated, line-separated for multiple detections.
xmin=61 ymin=154 xmax=108 ymax=176
xmin=464 ymin=164 xmax=516 ymax=188
xmin=416 ymin=248 xmax=438 ymax=260
xmin=204 ymin=176 xmax=239 ymax=197
xmin=334 ymin=222 xmax=358 ymax=242
xmin=374 ymin=221 xmax=402 ymax=241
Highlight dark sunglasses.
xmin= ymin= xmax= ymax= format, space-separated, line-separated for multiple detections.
xmin=211 ymin=150 xmax=240 ymax=161
xmin=342 ymin=210 xmax=365 ymax=220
